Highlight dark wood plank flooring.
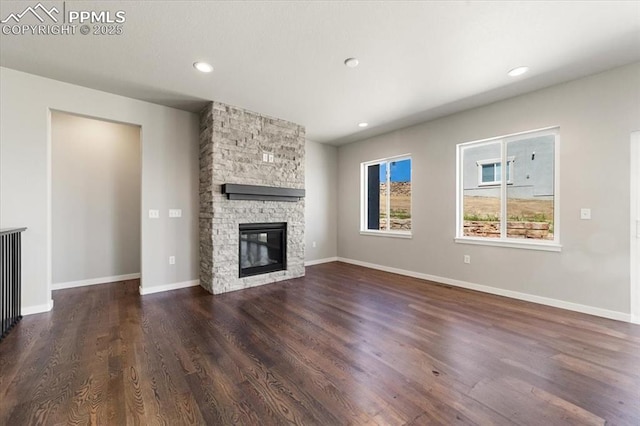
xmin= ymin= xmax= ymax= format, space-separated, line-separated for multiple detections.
xmin=1 ymin=262 xmax=639 ymax=425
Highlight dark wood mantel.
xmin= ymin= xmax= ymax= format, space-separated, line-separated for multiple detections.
xmin=221 ymin=184 xmax=305 ymax=202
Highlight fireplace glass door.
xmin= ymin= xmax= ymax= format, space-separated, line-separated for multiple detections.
xmin=239 ymin=223 xmax=287 ymax=277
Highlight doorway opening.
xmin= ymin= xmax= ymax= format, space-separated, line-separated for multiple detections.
xmin=50 ymin=111 xmax=142 ymax=291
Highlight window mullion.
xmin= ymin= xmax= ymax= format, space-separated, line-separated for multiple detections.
xmin=362 ymin=164 xmax=367 ymax=231
xmin=386 ymin=164 xmax=391 ymax=231
xmin=500 ymin=140 xmax=507 ymax=239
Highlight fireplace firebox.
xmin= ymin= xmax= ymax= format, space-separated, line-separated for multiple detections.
xmin=239 ymin=223 xmax=287 ymax=278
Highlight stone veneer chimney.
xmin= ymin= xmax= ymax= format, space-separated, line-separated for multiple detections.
xmin=199 ymin=101 xmax=305 ymax=294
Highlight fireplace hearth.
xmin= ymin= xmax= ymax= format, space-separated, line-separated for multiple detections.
xmin=239 ymin=223 xmax=287 ymax=277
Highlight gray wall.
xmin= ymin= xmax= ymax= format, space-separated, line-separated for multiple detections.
xmin=337 ymin=62 xmax=640 ymax=316
xmin=305 ymin=140 xmax=338 ymax=262
xmin=0 ymin=67 xmax=200 ymax=312
xmin=52 ymin=112 xmax=141 ymax=284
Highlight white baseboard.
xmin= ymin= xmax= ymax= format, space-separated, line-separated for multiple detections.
xmin=337 ymin=257 xmax=631 ymax=323
xmin=22 ymin=299 xmax=54 ymax=315
xmin=305 ymin=257 xmax=339 ymax=266
xmin=139 ymin=279 xmax=200 ymax=295
xmin=52 ymin=273 xmax=141 ymax=290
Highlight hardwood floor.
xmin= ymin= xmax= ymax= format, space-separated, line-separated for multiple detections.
xmin=1 ymin=262 xmax=639 ymax=425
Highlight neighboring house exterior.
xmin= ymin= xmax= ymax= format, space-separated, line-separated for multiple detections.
xmin=462 ymin=135 xmax=555 ymax=200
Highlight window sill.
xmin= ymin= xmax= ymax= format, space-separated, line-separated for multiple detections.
xmin=360 ymin=230 xmax=412 ymax=239
xmin=477 ymin=182 xmax=513 ymax=187
xmin=454 ymin=237 xmax=561 ymax=252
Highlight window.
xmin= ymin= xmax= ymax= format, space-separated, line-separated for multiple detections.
xmin=456 ymin=128 xmax=559 ymax=250
xmin=477 ymin=158 xmax=514 ymax=186
xmin=361 ymin=155 xmax=412 ymax=236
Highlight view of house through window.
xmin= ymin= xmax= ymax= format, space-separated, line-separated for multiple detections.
xmin=362 ymin=155 xmax=412 ymax=233
xmin=478 ymin=158 xmax=513 ymax=185
xmin=458 ymin=129 xmax=557 ymax=243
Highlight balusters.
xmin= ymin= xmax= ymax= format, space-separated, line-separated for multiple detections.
xmin=1 ymin=228 xmax=26 ymax=341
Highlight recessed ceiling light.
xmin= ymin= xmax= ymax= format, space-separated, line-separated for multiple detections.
xmin=193 ymin=62 xmax=214 ymax=73
xmin=344 ymin=58 xmax=359 ymax=68
xmin=358 ymin=122 xmax=369 ymax=128
xmin=507 ymin=66 xmax=529 ymax=77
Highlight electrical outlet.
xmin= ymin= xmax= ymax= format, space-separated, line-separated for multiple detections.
xmin=149 ymin=209 xmax=159 ymax=219
xmin=169 ymin=256 xmax=175 ymax=265
xmin=262 ymin=152 xmax=269 ymax=162
xmin=464 ymin=255 xmax=471 ymax=264
xmin=580 ymin=208 xmax=591 ymax=220
xmin=312 ymin=241 xmax=317 ymax=248
xmin=169 ymin=209 xmax=182 ymax=218
xmin=268 ymin=153 xmax=274 ymax=163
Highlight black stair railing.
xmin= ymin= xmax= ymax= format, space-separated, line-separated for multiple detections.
xmin=1 ymin=227 xmax=26 ymax=341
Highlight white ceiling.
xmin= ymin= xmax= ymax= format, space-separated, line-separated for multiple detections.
xmin=1 ymin=1 xmax=639 ymax=145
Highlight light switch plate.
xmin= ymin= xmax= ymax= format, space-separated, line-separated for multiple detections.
xmin=149 ymin=209 xmax=159 ymax=219
xmin=268 ymin=153 xmax=274 ymax=163
xmin=262 ymin=152 xmax=269 ymax=162
xmin=580 ymin=208 xmax=591 ymax=220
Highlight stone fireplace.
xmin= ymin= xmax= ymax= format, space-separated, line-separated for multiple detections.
xmin=199 ymin=101 xmax=305 ymax=294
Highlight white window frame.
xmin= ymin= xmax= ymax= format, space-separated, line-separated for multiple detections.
xmin=477 ymin=157 xmax=515 ymax=186
xmin=456 ymin=127 xmax=561 ymax=252
xmin=360 ymin=154 xmax=412 ymax=238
